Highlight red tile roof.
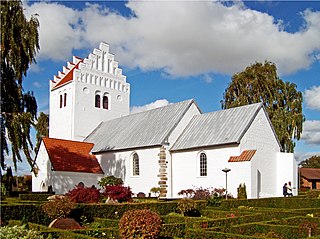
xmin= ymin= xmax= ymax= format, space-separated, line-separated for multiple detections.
xmin=300 ymin=168 xmax=320 ymax=180
xmin=42 ymin=137 xmax=103 ymax=174
xmin=52 ymin=59 xmax=83 ymax=90
xmin=228 ymin=150 xmax=256 ymax=162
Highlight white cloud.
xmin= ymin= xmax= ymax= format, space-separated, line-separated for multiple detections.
xmin=24 ymin=2 xmax=83 ymax=62
xmin=32 ymin=81 xmax=42 ymax=88
xmin=301 ymin=120 xmax=320 ymax=145
xmin=25 ymin=1 xmax=320 ymax=77
xmin=130 ymin=99 xmax=170 ymax=114
xmin=304 ymin=86 xmax=320 ymax=110
xmin=295 ymin=151 xmax=320 ymax=164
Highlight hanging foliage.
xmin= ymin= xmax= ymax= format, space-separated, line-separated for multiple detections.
xmin=1 ymin=0 xmax=40 ymax=172
xmin=222 ymin=61 xmax=304 ymax=153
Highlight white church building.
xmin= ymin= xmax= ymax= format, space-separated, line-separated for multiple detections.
xmin=32 ymin=42 xmax=298 ymax=199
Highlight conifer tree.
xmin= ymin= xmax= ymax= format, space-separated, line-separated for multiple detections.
xmin=222 ymin=61 xmax=304 ymax=153
xmin=1 ymin=0 xmax=40 ymax=172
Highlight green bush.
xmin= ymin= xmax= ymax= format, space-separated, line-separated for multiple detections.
xmin=237 ymin=184 xmax=247 ymax=199
xmin=306 ymin=190 xmax=320 ymax=198
xmin=42 ymin=196 xmax=76 ymax=219
xmin=177 ymin=198 xmax=198 ymax=216
xmin=119 ymin=209 xmax=162 ymax=239
xmin=98 ymin=175 xmax=123 ymax=187
xmin=0 ymin=204 xmax=51 ymax=225
xmin=0 ymin=225 xmax=45 ymax=239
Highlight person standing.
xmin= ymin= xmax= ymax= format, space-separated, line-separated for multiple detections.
xmin=287 ymin=181 xmax=293 ymax=196
xmin=283 ymin=183 xmax=288 ymax=197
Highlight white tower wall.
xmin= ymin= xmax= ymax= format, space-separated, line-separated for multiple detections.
xmin=49 ymin=42 xmax=130 ymax=141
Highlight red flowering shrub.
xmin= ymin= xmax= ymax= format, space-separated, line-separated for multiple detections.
xmin=193 ymin=187 xmax=212 ymax=200
xmin=178 ymin=189 xmax=195 ymax=198
xmin=104 ymin=185 xmax=132 ymax=203
xmin=66 ymin=186 xmax=101 ymax=203
xmin=119 ymin=209 xmax=162 ymax=239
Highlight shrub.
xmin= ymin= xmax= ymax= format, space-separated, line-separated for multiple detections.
xmin=237 ymin=183 xmax=247 ymax=199
xmin=305 ymin=190 xmax=320 ymax=198
xmin=299 ymin=220 xmax=318 ymax=237
xmin=178 ymin=189 xmax=195 ymax=198
xmin=0 ymin=225 xmax=45 ymax=239
xmin=98 ymin=175 xmax=123 ymax=187
xmin=192 ymin=187 xmax=212 ymax=200
xmin=150 ymin=187 xmax=161 ymax=197
xmin=42 ymin=196 xmax=76 ymax=219
xmin=119 ymin=209 xmax=162 ymax=239
xmin=66 ymin=186 xmax=100 ymax=203
xmin=177 ymin=198 xmax=197 ymax=216
xmin=104 ymin=185 xmax=132 ymax=203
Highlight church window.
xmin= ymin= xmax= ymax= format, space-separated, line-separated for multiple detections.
xmin=59 ymin=95 xmax=63 ymax=108
xmin=132 ymin=153 xmax=140 ymax=176
xmin=103 ymin=96 xmax=109 ymax=110
xmin=95 ymin=94 xmax=101 ymax=108
xmin=64 ymin=93 xmax=67 ymax=107
xmin=200 ymin=153 xmax=207 ymax=176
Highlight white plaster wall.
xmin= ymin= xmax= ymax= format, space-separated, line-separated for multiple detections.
xmin=170 ymin=145 xmax=241 ymax=198
xmin=49 ymin=171 xmax=103 ymax=195
xmin=49 ymin=84 xmax=74 ymax=140
xmin=72 ymin=77 xmax=130 ymax=141
xmin=96 ymin=147 xmax=163 ymax=196
xmin=240 ymin=108 xmax=281 ymax=198
xmin=32 ymin=142 xmax=50 ymax=192
xmin=276 ymin=153 xmax=297 ymax=196
xmin=168 ymin=103 xmax=201 ymax=145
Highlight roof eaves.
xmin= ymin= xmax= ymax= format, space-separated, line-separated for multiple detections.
xmin=92 ymin=144 xmax=163 ymax=154
xmin=170 ymin=141 xmax=238 ymax=153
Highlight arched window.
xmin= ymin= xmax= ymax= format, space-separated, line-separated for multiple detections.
xmin=64 ymin=93 xmax=67 ymax=107
xmin=95 ymin=94 xmax=101 ymax=108
xmin=200 ymin=153 xmax=207 ymax=176
xmin=59 ymin=95 xmax=63 ymax=108
xmin=103 ymin=96 xmax=108 ymax=110
xmin=132 ymin=153 xmax=140 ymax=176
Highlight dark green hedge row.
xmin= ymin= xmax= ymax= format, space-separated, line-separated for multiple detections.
xmin=1 ymin=201 xmax=206 ymax=225
xmin=75 ymin=200 xmax=206 ymax=221
xmin=19 ymin=193 xmax=54 ymax=201
xmin=266 ymin=216 xmax=320 ymax=226
xmin=229 ymin=223 xmax=320 ymax=239
xmin=1 ymin=204 xmax=51 ymax=225
xmin=220 ymin=197 xmax=320 ymax=209
xmin=185 ymin=229 xmax=263 ymax=239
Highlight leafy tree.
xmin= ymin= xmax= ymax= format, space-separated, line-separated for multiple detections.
xmin=222 ymin=61 xmax=304 ymax=153
xmin=300 ymin=155 xmax=320 ymax=168
xmin=1 ymin=0 xmax=40 ymax=172
xmin=34 ymin=112 xmax=49 ymax=153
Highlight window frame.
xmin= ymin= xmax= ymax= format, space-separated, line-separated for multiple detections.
xmin=199 ymin=152 xmax=207 ymax=177
xmin=132 ymin=153 xmax=140 ymax=176
xmin=95 ymin=94 xmax=101 ymax=108
xmin=103 ymin=95 xmax=108 ymax=110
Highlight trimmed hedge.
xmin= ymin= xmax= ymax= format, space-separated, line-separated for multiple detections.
xmin=220 ymin=197 xmax=320 ymax=209
xmin=229 ymin=223 xmax=320 ymax=239
xmin=1 ymin=204 xmax=51 ymax=225
xmin=74 ymin=200 xmax=206 ymax=221
xmin=19 ymin=193 xmax=54 ymax=201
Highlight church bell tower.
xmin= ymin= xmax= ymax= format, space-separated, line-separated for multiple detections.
xmin=49 ymin=42 xmax=130 ymax=141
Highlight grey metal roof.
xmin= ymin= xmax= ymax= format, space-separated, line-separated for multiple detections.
xmin=85 ymin=99 xmax=195 ymax=152
xmin=170 ymin=103 xmax=263 ymax=151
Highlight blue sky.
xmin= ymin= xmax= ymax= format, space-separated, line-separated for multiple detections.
xmin=9 ymin=0 xmax=320 ymax=174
